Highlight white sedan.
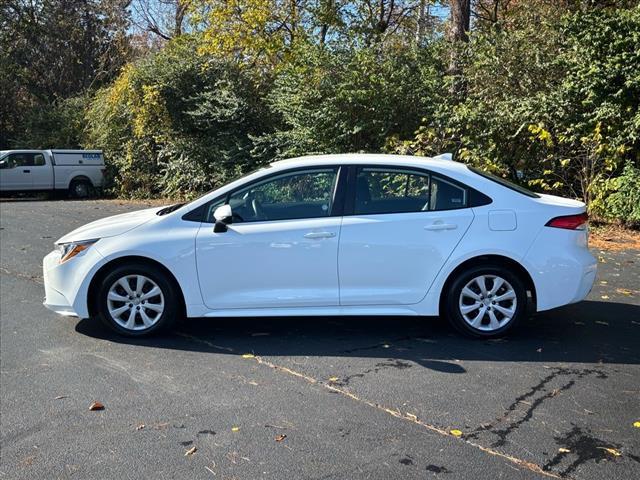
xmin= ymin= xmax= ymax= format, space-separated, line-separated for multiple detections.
xmin=43 ymin=154 xmax=597 ymax=338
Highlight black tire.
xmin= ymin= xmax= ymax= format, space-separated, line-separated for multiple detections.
xmin=443 ymin=264 xmax=527 ymax=338
xmin=96 ymin=263 xmax=180 ymax=337
xmin=68 ymin=179 xmax=92 ymax=199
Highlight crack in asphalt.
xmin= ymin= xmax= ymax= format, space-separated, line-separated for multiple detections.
xmin=176 ymin=332 xmax=565 ymax=479
xmin=467 ymin=367 xmax=608 ymax=449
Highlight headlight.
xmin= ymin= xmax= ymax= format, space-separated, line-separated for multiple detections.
xmin=55 ymin=239 xmax=99 ymax=263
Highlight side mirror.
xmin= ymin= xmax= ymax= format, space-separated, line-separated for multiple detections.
xmin=213 ymin=204 xmax=233 ymax=233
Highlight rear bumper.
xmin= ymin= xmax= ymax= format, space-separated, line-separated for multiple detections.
xmin=524 ymin=227 xmax=597 ymax=311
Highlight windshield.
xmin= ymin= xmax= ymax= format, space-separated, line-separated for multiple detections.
xmin=468 ymin=166 xmax=540 ymax=198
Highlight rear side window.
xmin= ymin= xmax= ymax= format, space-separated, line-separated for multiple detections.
xmin=354 ymin=167 xmax=473 ymax=214
xmin=355 ymin=168 xmax=430 ymax=214
xmin=469 ymin=166 xmax=539 ymax=198
xmin=34 ymin=154 xmax=45 ymax=166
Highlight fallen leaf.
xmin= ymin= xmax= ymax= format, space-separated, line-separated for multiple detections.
xmin=328 ymin=376 xmax=339 ymax=382
xmin=89 ymin=401 xmax=104 ymax=411
xmin=241 ymin=353 xmax=255 ymax=359
xmin=275 ymin=434 xmax=287 ymax=442
xmin=558 ymin=448 xmax=571 ymax=453
xmin=54 ymin=395 xmax=67 ymax=400
xmin=136 ymin=424 xmax=145 ymax=431
xmin=616 ymin=288 xmax=633 ymax=296
xmin=598 ymin=447 xmax=621 ymax=457
xmin=231 ymin=426 xmax=240 ymax=432
xmin=600 ymin=280 xmax=608 ymax=285
xmin=184 ymin=446 xmax=197 ymax=456
xmin=633 ymin=421 xmax=640 ymax=428
xmin=450 ymin=429 xmax=463 ymax=437
xmin=600 ymin=295 xmax=610 ymax=300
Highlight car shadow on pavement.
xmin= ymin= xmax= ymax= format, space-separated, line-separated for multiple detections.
xmin=75 ymin=300 xmax=640 ymax=372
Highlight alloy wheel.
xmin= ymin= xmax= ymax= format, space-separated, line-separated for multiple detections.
xmin=458 ymin=274 xmax=517 ymax=332
xmin=106 ymin=274 xmax=165 ymax=331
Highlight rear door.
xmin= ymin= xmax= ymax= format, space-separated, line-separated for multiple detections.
xmin=30 ymin=152 xmax=53 ymax=189
xmin=338 ymin=166 xmax=474 ymax=305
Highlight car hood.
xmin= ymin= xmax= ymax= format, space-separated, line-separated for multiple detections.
xmin=56 ymin=207 xmax=162 ymax=244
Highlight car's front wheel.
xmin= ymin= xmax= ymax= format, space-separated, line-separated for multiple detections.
xmin=97 ymin=264 xmax=179 ymax=336
xmin=444 ymin=265 xmax=527 ymax=338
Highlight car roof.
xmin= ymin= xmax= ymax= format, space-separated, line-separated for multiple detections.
xmin=270 ymin=153 xmax=469 ymax=173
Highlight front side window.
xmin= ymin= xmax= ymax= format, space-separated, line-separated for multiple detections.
xmin=8 ymin=153 xmax=35 ymax=168
xmin=223 ymin=168 xmax=339 ymax=223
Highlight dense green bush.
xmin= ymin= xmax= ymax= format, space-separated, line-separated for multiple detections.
xmin=263 ymin=44 xmax=443 ymax=158
xmin=85 ymin=38 xmax=274 ymax=198
xmin=592 ymin=162 xmax=640 ymax=228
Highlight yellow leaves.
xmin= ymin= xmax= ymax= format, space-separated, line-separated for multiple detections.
xmin=231 ymin=426 xmax=240 ymax=432
xmin=527 ymin=123 xmax=554 ymax=147
xmin=185 ymin=446 xmax=197 ymax=456
xmin=328 ymin=376 xmax=339 ymax=383
xmin=195 ymin=0 xmax=285 ymax=67
xmin=558 ymin=448 xmax=571 ymax=453
xmin=241 ymin=353 xmax=255 ymax=359
xmin=633 ymin=421 xmax=640 ymax=428
xmin=598 ymin=447 xmax=621 ymax=457
xmin=600 ymin=295 xmax=610 ymax=300
xmin=449 ymin=429 xmax=463 ymax=437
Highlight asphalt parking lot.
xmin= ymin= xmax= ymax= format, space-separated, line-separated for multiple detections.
xmin=1 ymin=199 xmax=639 ymax=480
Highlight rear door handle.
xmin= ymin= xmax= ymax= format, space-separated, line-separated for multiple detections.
xmin=424 ymin=223 xmax=457 ymax=231
xmin=23 ymin=169 xmax=31 ymax=173
xmin=304 ymin=231 xmax=336 ymax=239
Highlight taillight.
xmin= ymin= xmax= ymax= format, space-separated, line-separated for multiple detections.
xmin=545 ymin=212 xmax=588 ymax=230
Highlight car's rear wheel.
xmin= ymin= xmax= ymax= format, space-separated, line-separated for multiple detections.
xmin=444 ymin=265 xmax=527 ymax=338
xmin=97 ymin=264 xmax=179 ymax=336
xmin=69 ymin=179 xmax=92 ymax=199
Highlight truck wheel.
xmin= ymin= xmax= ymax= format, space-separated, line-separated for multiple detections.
xmin=69 ymin=179 xmax=91 ymax=199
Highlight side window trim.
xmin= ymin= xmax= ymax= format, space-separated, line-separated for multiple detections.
xmin=343 ymin=165 xmax=480 ymax=216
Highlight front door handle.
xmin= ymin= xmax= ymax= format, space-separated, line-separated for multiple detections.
xmin=304 ymin=231 xmax=336 ymax=239
xmin=424 ymin=223 xmax=457 ymax=231
xmin=23 ymin=169 xmax=31 ymax=173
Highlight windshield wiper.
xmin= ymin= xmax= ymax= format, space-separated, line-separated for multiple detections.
xmin=156 ymin=203 xmax=185 ymax=216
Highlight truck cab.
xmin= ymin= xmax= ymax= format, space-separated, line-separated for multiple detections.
xmin=0 ymin=149 xmax=105 ymax=198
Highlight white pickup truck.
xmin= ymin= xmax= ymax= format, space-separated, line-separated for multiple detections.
xmin=0 ymin=149 xmax=105 ymax=198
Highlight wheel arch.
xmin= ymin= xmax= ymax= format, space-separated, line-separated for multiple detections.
xmin=68 ymin=174 xmax=93 ymax=189
xmin=87 ymin=255 xmax=187 ymax=318
xmin=438 ymin=254 xmax=537 ymax=314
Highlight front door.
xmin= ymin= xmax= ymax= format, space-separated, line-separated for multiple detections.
xmin=0 ymin=153 xmax=34 ymax=190
xmin=195 ymin=167 xmax=343 ymax=310
xmin=338 ymin=167 xmax=474 ymax=305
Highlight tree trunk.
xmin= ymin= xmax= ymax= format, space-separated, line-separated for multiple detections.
xmin=447 ymin=0 xmax=471 ymax=97
xmin=448 ymin=0 xmax=470 ymax=43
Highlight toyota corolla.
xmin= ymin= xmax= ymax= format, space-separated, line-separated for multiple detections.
xmin=43 ymin=154 xmax=597 ymax=338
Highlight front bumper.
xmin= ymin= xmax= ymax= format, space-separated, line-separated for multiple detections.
xmin=42 ymin=247 xmax=104 ymax=318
